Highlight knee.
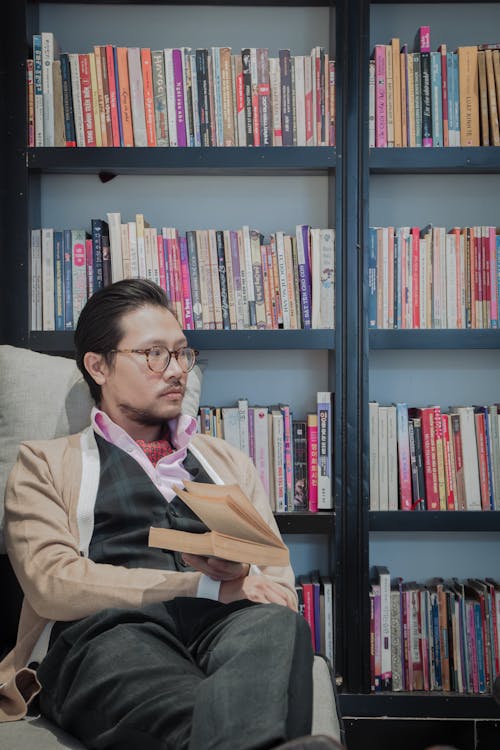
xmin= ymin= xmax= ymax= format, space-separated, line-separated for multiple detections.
xmin=254 ymin=603 xmax=312 ymax=645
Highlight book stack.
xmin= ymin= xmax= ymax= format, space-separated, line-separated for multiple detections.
xmin=296 ymin=570 xmax=334 ymax=668
xmin=369 ymin=402 xmax=500 ymax=512
xmin=370 ymin=567 xmax=500 ymax=694
xmin=27 ymin=33 xmax=336 ymax=148
xmin=197 ymin=392 xmax=334 ymax=513
xmin=31 ymin=221 xmax=335 ymax=332
xmin=368 ymin=224 xmax=500 ymax=330
xmin=369 ymin=26 xmax=500 ymax=148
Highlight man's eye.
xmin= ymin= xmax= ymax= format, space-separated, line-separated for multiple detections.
xmin=149 ymin=347 xmax=163 ymax=358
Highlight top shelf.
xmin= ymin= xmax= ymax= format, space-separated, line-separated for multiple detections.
xmin=26 ymin=147 xmax=336 ymax=176
xmin=370 ymin=147 xmax=500 ymax=174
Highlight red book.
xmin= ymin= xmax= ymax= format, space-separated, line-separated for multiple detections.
xmin=116 ymin=47 xmax=134 ymax=147
xmin=411 ymin=226 xmax=420 ymax=328
xmin=78 ymin=54 xmax=97 ymax=146
xmin=441 ymin=414 xmax=456 ymax=510
xmin=105 ymin=44 xmax=120 ymax=146
xmin=140 ymin=48 xmax=156 ymax=147
xmin=307 ymin=413 xmax=318 ymax=512
xmin=482 ymin=228 xmax=491 ymax=326
xmin=474 ymin=409 xmax=491 ymax=510
xmin=410 ymin=407 xmax=439 ymax=510
xmin=300 ymin=578 xmax=316 ymax=650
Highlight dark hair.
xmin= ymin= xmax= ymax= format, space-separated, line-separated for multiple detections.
xmin=75 ymin=279 xmax=172 ymax=404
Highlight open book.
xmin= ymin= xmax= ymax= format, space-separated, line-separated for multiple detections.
xmin=148 ymin=480 xmax=289 ymax=567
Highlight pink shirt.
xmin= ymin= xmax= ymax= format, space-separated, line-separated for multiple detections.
xmin=91 ymin=407 xmax=220 ymax=600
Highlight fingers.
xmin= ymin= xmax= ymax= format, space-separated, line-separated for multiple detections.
xmin=181 ymin=553 xmax=249 ymax=581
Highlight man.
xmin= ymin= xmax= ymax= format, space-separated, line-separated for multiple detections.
xmin=1 ymin=279 xmax=340 ymax=750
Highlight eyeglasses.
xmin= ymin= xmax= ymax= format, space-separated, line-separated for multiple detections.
xmin=109 ymin=346 xmax=199 ymax=373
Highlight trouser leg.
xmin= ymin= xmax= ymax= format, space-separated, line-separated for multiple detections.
xmin=187 ymin=602 xmax=314 ymax=750
xmin=38 ymin=603 xmax=205 ymax=750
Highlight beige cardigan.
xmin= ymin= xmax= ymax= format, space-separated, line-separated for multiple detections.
xmin=0 ymin=429 xmax=295 ymax=721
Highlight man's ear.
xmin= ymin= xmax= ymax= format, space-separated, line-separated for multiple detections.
xmin=83 ymin=352 xmax=109 ymax=386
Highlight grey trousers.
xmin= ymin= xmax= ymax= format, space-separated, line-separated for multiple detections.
xmin=37 ymin=598 xmax=314 ymax=750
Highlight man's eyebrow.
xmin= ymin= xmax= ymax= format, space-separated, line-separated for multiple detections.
xmin=143 ymin=338 xmax=188 ymax=348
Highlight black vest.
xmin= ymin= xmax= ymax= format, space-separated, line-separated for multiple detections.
xmin=88 ymin=433 xmax=214 ymax=572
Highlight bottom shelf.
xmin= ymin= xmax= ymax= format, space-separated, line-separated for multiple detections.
xmin=339 ymin=692 xmax=500 ymax=719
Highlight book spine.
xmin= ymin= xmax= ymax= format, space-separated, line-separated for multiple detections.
xmin=178 ymin=236 xmax=193 ymax=330
xmin=62 ymin=229 xmax=73 ymax=330
xmin=172 ymin=49 xmax=187 ymax=147
xmin=78 ymin=54 xmax=97 ymax=147
xmin=279 ymin=49 xmax=293 ymax=146
xmin=52 ymin=231 xmax=64 ymax=331
xmin=104 ymin=46 xmax=120 ymax=146
xmin=41 ymin=32 xmax=58 ymax=147
xmin=71 ymin=229 xmax=87 ymax=326
xmin=396 ymin=403 xmax=412 ymax=510
xmin=59 ymin=53 xmax=76 ymax=147
xmin=419 ymin=26 xmax=433 ymax=147
xmin=374 ymin=45 xmax=387 ymax=147
xmin=317 ymin=392 xmax=333 ymax=510
xmin=215 ymin=230 xmax=231 ymax=330
xmin=307 ymin=413 xmax=318 ymax=512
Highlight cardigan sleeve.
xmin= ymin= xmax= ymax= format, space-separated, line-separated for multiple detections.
xmin=4 ymin=442 xmax=204 ymax=621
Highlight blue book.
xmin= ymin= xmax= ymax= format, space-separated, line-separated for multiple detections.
xmin=63 ymin=229 xmax=73 ymax=330
xmin=368 ymin=227 xmax=378 ymax=328
xmin=33 ymin=35 xmax=43 ymax=146
xmin=473 ymin=601 xmax=486 ymax=693
xmin=430 ymin=51 xmax=443 ymax=147
xmin=447 ymin=52 xmax=456 ymax=145
xmin=430 ymin=591 xmax=443 ymax=689
xmin=53 ymin=231 xmax=64 ymax=330
xmin=59 ymin=53 xmax=76 ymax=147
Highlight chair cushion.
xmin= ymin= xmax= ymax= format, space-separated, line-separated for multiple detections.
xmin=0 ymin=345 xmax=202 ymax=553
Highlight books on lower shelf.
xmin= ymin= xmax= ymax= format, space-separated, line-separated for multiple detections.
xmin=368 ymin=225 xmax=500 ymax=330
xmin=148 ymin=480 xmax=289 ymax=567
xmin=297 ymin=570 xmax=334 ymax=668
xmin=370 ymin=402 xmax=500 ymax=512
xmin=370 ymin=566 xmax=500 ymax=694
xmin=27 ymin=33 xmax=336 ymax=148
xmin=370 ymin=26 xmax=498 ymax=148
xmin=30 ymin=222 xmax=335 ymax=332
xmin=198 ymin=392 xmax=334 ymax=513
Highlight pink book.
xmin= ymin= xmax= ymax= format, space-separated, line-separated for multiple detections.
xmin=105 ymin=45 xmax=120 ymax=146
xmin=85 ymin=238 xmax=94 ymax=297
xmin=78 ymin=54 xmax=97 ymax=147
xmin=301 ymin=580 xmax=316 ymax=650
xmin=411 ymin=227 xmax=420 ymax=328
xmin=489 ymin=226 xmax=498 ymax=326
xmin=157 ymin=234 xmax=167 ymax=294
xmin=396 ymin=403 xmax=412 ymax=510
xmin=266 ymin=244 xmax=278 ymax=329
xmin=171 ymin=230 xmax=184 ymax=326
xmin=373 ymin=583 xmax=382 ymax=691
xmin=374 ymin=45 xmax=387 ymax=148
xmin=172 ymin=49 xmax=187 ymax=147
xmin=179 ymin=236 xmax=193 ymax=330
xmin=307 ymin=414 xmax=318 ymax=512
xmin=165 ymin=230 xmax=181 ymax=324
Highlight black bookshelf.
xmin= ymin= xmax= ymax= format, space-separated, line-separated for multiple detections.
xmin=27 ymin=147 xmax=336 ymax=176
xmin=339 ymin=692 xmax=500 ymax=720
xmin=276 ymin=512 xmax=334 ymax=535
xmin=370 ymin=146 xmax=500 ymax=174
xmin=369 ymin=329 xmax=500 ymax=349
xmin=369 ymin=511 xmax=500 ymax=532
xmin=29 ymin=329 xmax=335 ymax=354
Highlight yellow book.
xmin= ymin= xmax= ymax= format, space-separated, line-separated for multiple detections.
xmin=149 ymin=480 xmax=289 ymax=567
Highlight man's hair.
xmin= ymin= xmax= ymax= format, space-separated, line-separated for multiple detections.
xmin=75 ymin=279 xmax=172 ymax=404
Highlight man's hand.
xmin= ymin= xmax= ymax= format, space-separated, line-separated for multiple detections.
xmin=219 ymin=575 xmax=298 ymax=611
xmin=181 ymin=553 xmax=250 ymax=581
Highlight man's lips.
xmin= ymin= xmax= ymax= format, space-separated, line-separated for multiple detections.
xmin=159 ymin=389 xmax=184 ymax=399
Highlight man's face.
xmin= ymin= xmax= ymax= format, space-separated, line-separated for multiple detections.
xmin=95 ymin=305 xmax=188 ymax=437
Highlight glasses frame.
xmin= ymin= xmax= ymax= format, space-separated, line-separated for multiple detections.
xmin=109 ymin=346 xmax=199 ymax=373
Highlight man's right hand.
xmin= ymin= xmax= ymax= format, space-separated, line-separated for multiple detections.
xmin=219 ymin=574 xmax=297 ymax=611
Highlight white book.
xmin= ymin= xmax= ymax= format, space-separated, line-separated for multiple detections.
xmin=120 ymin=224 xmax=131 ymax=279
xmin=368 ymin=59 xmax=376 ymax=148
xmin=419 ymin=237 xmax=427 ymax=329
xmin=128 ymin=48 xmax=147 ymax=147
xmin=30 ymin=229 xmax=42 ymax=331
xmin=41 ymin=32 xmax=59 ymax=146
xmin=271 ymin=409 xmax=286 ymax=512
xmin=68 ymin=53 xmax=85 ymax=147
xmin=275 ymin=231 xmax=291 ymax=329
xmin=237 ymin=398 xmax=250 ymax=457
xmin=237 ymin=229 xmax=250 ymax=328
xmin=294 ymin=55 xmax=306 ymax=146
xmin=241 ymin=225 xmax=256 ymax=328
xmin=269 ymin=57 xmax=282 ymax=146
xmin=41 ymin=228 xmax=55 ymax=331
xmin=374 ymin=566 xmax=392 ymax=689
xmin=378 ymin=405 xmax=389 ymax=511
xmin=317 ymin=391 xmax=333 ymax=510
xmin=135 ymin=214 xmax=148 ymax=279
xmin=207 ymin=229 xmax=223 ymax=330
xmin=128 ymin=221 xmax=139 ymax=278
xmin=144 ymin=227 xmax=154 ymax=282
xmin=163 ymin=49 xmax=178 ymax=147
xmin=369 ymin=401 xmax=380 ymax=510
xmin=321 ymin=576 xmax=334 ymax=668
xmin=451 ymin=406 xmax=481 ymax=510
xmin=106 ymin=212 xmax=124 ymax=283
xmin=446 ymin=232 xmax=458 ymax=329
xmin=251 ymin=406 xmax=270 ymax=497
xmin=311 ymin=228 xmax=335 ymax=329
xmin=386 ymin=404 xmax=398 ymax=510
xmin=71 ymin=229 xmax=87 ymax=326
xmin=211 ymin=47 xmax=223 ymax=146
xmin=148 ymin=228 xmax=160 ymax=287
xmin=222 ymin=407 xmax=241 ymax=450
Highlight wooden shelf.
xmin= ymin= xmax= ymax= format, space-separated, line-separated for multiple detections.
xmin=369 ymin=511 xmax=500 ymax=532
xmin=339 ymin=692 xmax=500 ymax=720
xmin=26 ymin=147 xmax=336 ymax=176
xmin=370 ymin=147 xmax=500 ymax=174
xmin=29 ymin=329 xmax=335 ymax=353
xmin=369 ymin=329 xmax=500 ymax=350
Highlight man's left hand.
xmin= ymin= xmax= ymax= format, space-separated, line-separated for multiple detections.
xmin=181 ymin=553 xmax=250 ymax=581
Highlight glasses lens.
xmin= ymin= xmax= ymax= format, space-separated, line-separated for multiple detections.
xmin=177 ymin=347 xmax=196 ymax=372
xmin=148 ymin=347 xmax=170 ymax=372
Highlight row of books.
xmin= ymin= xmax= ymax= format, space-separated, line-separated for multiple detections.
xmin=196 ymin=394 xmax=334 ymax=513
xmin=297 ymin=571 xmax=334 ymax=667
xmin=369 ymin=402 xmax=500 ymax=512
xmin=369 ymin=26 xmax=500 ymax=148
xmin=27 ymin=32 xmax=336 ymax=148
xmin=371 ymin=566 xmax=500 ymax=694
xmin=368 ymin=225 xmax=500 ymax=330
xmin=31 ymin=221 xmax=335 ymax=333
